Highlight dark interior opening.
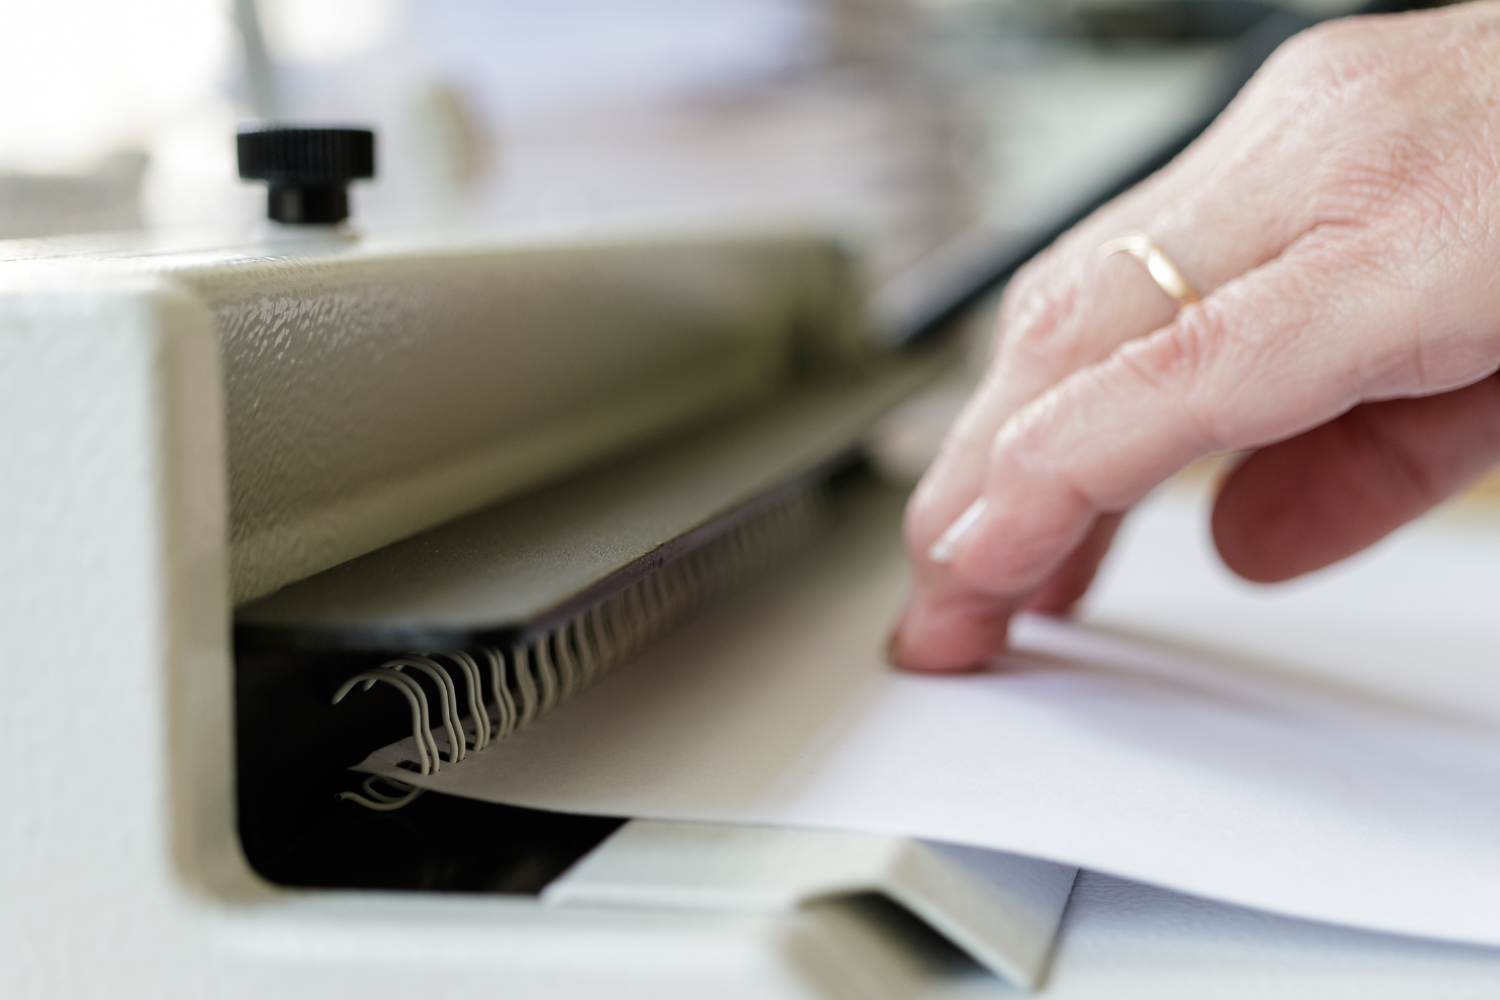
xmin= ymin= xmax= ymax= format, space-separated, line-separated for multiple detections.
xmin=235 ymin=646 xmax=623 ymax=893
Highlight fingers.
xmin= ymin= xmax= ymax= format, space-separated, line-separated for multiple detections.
xmin=896 ymin=235 xmax=1414 ymax=671
xmin=891 ymin=513 xmax=1124 ymax=673
xmin=889 ymin=578 xmax=1015 ymax=674
xmin=1213 ymin=376 xmax=1500 ymax=582
xmin=949 ymin=245 xmax=1382 ymax=592
xmin=904 ymin=71 xmax=1331 ymax=560
xmin=904 ymin=230 xmax=1177 ymax=551
xmin=895 ymin=131 xmax=1307 ymax=671
xmin=908 ymin=216 xmax=1210 ymax=546
xmin=1021 ymin=512 xmax=1126 ymax=615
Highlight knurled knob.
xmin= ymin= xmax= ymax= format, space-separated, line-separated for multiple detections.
xmin=237 ymin=126 xmax=376 ymax=224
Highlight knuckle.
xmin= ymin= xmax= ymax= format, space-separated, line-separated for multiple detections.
xmin=988 ymin=392 xmax=1053 ymax=467
xmin=1269 ymin=18 xmax=1383 ymax=91
xmin=996 ymin=261 xmax=1080 ymax=364
xmin=1115 ymin=308 xmax=1217 ymax=391
xmin=1249 ymin=19 xmax=1473 ymax=229
xmin=1249 ymin=19 xmax=1411 ymax=140
xmin=1112 ymin=308 xmax=1226 ymax=450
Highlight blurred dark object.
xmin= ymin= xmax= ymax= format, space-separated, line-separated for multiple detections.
xmin=237 ymin=125 xmax=376 ymax=224
xmin=1034 ymin=0 xmax=1451 ymax=41
xmin=1070 ymin=0 xmax=1282 ymax=39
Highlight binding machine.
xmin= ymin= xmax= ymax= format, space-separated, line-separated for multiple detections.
xmin=5 ymin=9 xmax=1398 ymax=987
xmin=0 ymin=117 xmax=1099 ymax=998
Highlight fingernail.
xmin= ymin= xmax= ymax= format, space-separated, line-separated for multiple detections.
xmin=927 ymin=498 xmax=988 ymax=565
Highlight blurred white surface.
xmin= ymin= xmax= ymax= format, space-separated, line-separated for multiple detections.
xmin=1086 ymin=479 xmax=1500 ymax=726
xmin=1036 ymin=871 xmax=1500 ymax=1000
xmin=0 ymin=0 xmax=1248 ymax=275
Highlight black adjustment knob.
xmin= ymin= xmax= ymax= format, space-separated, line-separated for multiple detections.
xmin=237 ymin=126 xmax=375 ymax=224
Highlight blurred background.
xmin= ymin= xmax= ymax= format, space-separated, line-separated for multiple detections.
xmin=24 ymin=0 xmax=1485 ymax=494
xmin=0 ymin=0 xmax=1372 ymax=282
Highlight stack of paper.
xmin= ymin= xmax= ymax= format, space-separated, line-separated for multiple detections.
xmin=363 ymin=483 xmax=1500 ymax=945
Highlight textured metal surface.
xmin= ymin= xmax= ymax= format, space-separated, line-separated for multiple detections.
xmin=194 ymin=236 xmax=864 ymax=602
xmin=0 ymin=230 xmax=865 ymax=603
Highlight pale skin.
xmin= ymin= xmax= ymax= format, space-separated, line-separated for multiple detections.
xmin=892 ymin=2 xmax=1500 ymax=673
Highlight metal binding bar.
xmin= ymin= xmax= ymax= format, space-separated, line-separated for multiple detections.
xmin=331 ymin=484 xmax=831 ymax=809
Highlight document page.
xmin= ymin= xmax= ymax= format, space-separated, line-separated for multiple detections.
xmin=361 ymin=483 xmax=1500 ymax=946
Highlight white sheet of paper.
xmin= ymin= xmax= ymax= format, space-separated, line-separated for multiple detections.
xmin=360 ymin=485 xmax=1500 ymax=946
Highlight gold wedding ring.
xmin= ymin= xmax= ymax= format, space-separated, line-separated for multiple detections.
xmin=1099 ymin=230 xmax=1200 ymax=308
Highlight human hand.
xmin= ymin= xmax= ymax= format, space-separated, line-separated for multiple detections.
xmin=892 ymin=2 xmax=1500 ymax=672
